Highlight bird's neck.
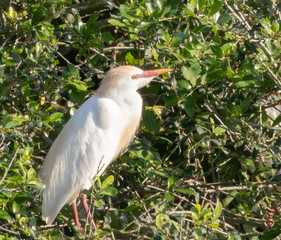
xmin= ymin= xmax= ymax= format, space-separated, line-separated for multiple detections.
xmin=97 ymin=82 xmax=135 ymax=101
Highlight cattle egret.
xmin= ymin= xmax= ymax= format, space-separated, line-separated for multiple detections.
xmin=39 ymin=65 xmax=171 ymax=228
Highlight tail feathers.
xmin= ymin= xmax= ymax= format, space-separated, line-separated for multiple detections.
xmin=43 ymin=205 xmax=61 ymax=225
xmin=45 ymin=216 xmax=53 ymax=225
xmin=42 ymin=187 xmax=81 ymax=225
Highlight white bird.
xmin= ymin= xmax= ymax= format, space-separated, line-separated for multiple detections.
xmin=39 ymin=65 xmax=171 ymax=228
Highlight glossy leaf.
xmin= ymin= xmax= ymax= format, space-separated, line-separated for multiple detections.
xmin=213 ymin=201 xmax=222 ymax=219
xmin=101 ymin=175 xmax=114 ymax=189
xmin=208 ymin=1 xmax=222 ymax=17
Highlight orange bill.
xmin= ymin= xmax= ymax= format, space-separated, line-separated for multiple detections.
xmin=140 ymin=68 xmax=172 ymax=78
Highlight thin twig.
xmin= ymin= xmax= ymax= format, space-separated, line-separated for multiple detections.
xmin=0 ymin=145 xmax=21 ymax=186
xmin=241 ymin=119 xmax=281 ymax=130
xmin=103 ymin=46 xmax=144 ymax=52
xmin=0 ymin=130 xmax=5 ymax=149
xmin=134 ymin=190 xmax=154 ymax=223
xmin=259 ymin=59 xmax=281 ymax=89
xmin=0 ymin=226 xmax=20 ymax=236
xmin=0 ymin=34 xmax=14 ymax=51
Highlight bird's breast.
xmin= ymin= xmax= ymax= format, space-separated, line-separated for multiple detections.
xmin=113 ymin=92 xmax=143 ymax=158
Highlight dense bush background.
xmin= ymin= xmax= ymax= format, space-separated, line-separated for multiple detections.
xmin=0 ymin=0 xmax=281 ymax=239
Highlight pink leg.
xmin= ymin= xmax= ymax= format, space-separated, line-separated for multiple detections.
xmin=80 ymin=194 xmax=96 ymax=230
xmin=71 ymin=201 xmax=81 ymax=228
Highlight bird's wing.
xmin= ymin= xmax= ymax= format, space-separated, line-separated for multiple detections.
xmin=39 ymin=96 xmax=120 ymax=225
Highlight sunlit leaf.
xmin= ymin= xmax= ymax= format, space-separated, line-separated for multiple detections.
xmin=213 ymin=201 xmax=222 ymax=219
xmin=100 ymin=187 xmax=118 ymax=196
xmin=44 ymin=112 xmax=63 ymax=123
xmin=175 ymin=188 xmax=194 ymax=195
xmin=181 ymin=66 xmax=197 ymax=87
xmin=108 ymin=19 xmax=126 ymax=27
xmin=101 ymin=175 xmax=114 ymax=189
xmin=0 ymin=209 xmax=11 ymax=221
xmin=208 ymin=1 xmax=222 ymax=17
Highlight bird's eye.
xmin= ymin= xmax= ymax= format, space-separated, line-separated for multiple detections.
xmin=132 ymin=74 xmax=137 ymax=80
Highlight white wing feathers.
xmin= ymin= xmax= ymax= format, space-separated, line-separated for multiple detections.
xmin=40 ymin=96 xmax=120 ymax=225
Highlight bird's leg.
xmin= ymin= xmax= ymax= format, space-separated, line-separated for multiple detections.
xmin=71 ymin=201 xmax=81 ymax=228
xmin=80 ymin=194 xmax=96 ymax=230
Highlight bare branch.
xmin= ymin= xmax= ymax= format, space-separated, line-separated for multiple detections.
xmin=0 ymin=145 xmax=21 ymax=186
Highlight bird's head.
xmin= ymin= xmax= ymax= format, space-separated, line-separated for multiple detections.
xmin=97 ymin=66 xmax=171 ymax=97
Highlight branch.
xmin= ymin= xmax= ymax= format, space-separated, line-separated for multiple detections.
xmin=224 ymin=0 xmax=278 ymax=68
xmin=0 ymin=130 xmax=5 ymax=150
xmin=103 ymin=46 xmax=145 ymax=52
xmin=259 ymin=59 xmax=281 ymax=89
xmin=0 ymin=145 xmax=21 ymax=186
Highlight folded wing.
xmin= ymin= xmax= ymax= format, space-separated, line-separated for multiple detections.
xmin=40 ymin=96 xmax=120 ymax=225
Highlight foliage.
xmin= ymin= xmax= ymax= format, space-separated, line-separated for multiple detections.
xmin=0 ymin=0 xmax=281 ymax=239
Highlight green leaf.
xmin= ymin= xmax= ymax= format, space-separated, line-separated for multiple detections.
xmin=199 ymin=208 xmax=211 ymax=219
xmin=100 ymin=187 xmax=118 ymax=196
xmin=155 ymin=213 xmax=168 ymax=228
xmin=184 ymin=94 xmax=197 ymax=117
xmin=12 ymin=201 xmax=20 ymax=213
xmin=94 ymin=174 xmax=102 ymax=189
xmin=44 ymin=112 xmax=63 ymax=123
xmin=191 ymin=205 xmax=200 ymax=219
xmin=27 ymin=168 xmax=36 ymax=179
xmin=217 ymin=13 xmax=231 ymax=25
xmin=214 ymin=126 xmax=226 ymax=136
xmin=240 ymin=95 xmax=251 ymax=113
xmin=12 ymin=48 xmax=23 ymax=55
xmin=168 ymin=177 xmax=175 ymax=188
xmin=32 ymin=7 xmax=44 ymax=25
xmin=98 ymin=231 xmax=111 ymax=237
xmin=101 ymin=175 xmax=114 ymax=189
xmin=102 ymin=31 xmax=115 ymax=44
xmin=203 ymin=211 xmax=213 ymax=221
xmin=177 ymin=80 xmax=190 ymax=90
xmin=190 ymin=0 xmax=198 ymax=12
xmin=26 ymin=180 xmax=45 ymax=189
xmin=271 ymin=22 xmax=279 ymax=33
xmin=208 ymin=1 xmax=222 ymax=17
xmin=142 ymin=109 xmax=161 ymax=133
xmin=2 ymin=57 xmax=17 ymax=66
xmin=0 ymin=85 xmax=9 ymax=100
xmin=260 ymin=229 xmax=281 ymax=240
xmin=108 ymin=19 xmax=126 ymax=27
xmin=210 ymin=45 xmax=222 ymax=57
xmin=119 ymin=4 xmax=129 ymax=18
xmin=66 ymin=13 xmax=75 ymax=23
xmin=5 ymin=120 xmax=22 ymax=129
xmin=149 ymin=169 xmax=170 ymax=178
xmin=181 ymin=66 xmax=197 ymax=87
xmin=174 ymin=188 xmax=194 ymax=195
xmin=0 ymin=209 xmax=11 ymax=221
xmin=86 ymin=12 xmax=99 ymax=28
xmin=165 ymin=97 xmax=178 ymax=107
xmin=125 ymin=52 xmax=136 ymax=65
xmin=233 ymin=76 xmax=256 ymax=88
xmin=272 ymin=114 xmax=281 ymax=127
xmin=2 ymin=191 xmax=13 ymax=198
xmin=259 ymin=18 xmax=271 ymax=31
xmin=251 ymin=166 xmax=271 ymax=178
xmin=213 ymin=36 xmax=221 ymax=45
xmin=165 ymin=192 xmax=175 ymax=202
xmin=94 ymin=199 xmax=105 ymax=208
xmin=213 ymin=201 xmax=222 ymax=219
xmin=162 ymin=30 xmax=171 ymax=43
xmin=5 ymin=6 xmax=15 ymax=19
xmin=65 ymin=81 xmax=88 ymax=103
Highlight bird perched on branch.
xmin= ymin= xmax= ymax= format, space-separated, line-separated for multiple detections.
xmin=39 ymin=65 xmax=171 ymax=228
